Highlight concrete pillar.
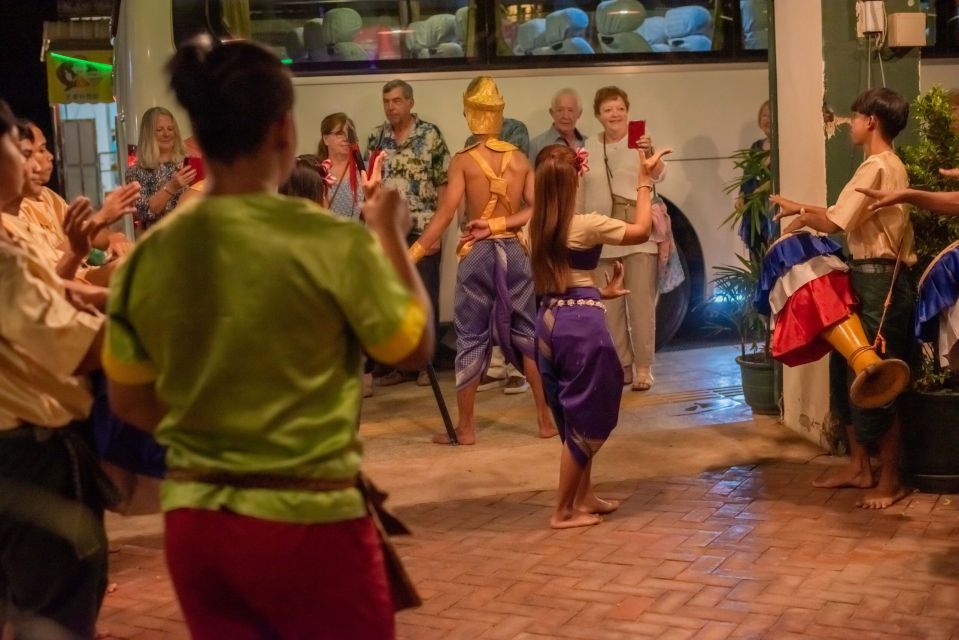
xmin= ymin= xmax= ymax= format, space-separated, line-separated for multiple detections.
xmin=772 ymin=0 xmax=921 ymax=450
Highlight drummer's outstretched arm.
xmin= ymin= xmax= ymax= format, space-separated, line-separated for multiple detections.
xmin=771 ymin=195 xmax=840 ymax=234
xmin=857 ymin=186 xmax=959 ymax=217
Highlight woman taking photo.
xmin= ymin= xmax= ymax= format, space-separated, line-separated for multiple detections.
xmin=531 ymin=143 xmax=670 ymax=529
xmin=126 ymin=106 xmax=196 ymax=230
xmin=578 ymin=86 xmax=667 ymax=391
xmin=317 ymin=112 xmax=364 ymax=220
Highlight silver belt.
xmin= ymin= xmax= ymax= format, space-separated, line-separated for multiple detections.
xmin=550 ymin=298 xmax=606 ymax=311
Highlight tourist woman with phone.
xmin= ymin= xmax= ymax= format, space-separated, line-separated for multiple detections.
xmin=578 ymin=86 xmax=667 ymax=391
xmin=317 ymin=112 xmax=365 ymax=220
xmin=126 ymin=106 xmax=196 ymax=231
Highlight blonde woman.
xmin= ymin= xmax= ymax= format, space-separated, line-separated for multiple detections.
xmin=125 ymin=106 xmax=195 ymax=230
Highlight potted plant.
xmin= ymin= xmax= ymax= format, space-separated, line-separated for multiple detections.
xmin=704 ymin=145 xmax=778 ymax=414
xmin=895 ymin=86 xmax=959 ymax=492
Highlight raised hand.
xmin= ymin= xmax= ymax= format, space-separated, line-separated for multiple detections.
xmin=62 ymin=196 xmax=98 ymax=257
xmin=362 ymin=182 xmax=411 ymax=237
xmin=361 ymin=152 xmax=385 ymax=195
xmin=770 ymin=194 xmax=802 ymax=220
xmin=637 ymin=147 xmax=672 ymax=185
xmin=96 ymin=181 xmax=141 ymax=226
xmin=169 ymin=165 xmax=197 ymax=191
xmin=600 ymin=260 xmax=630 ymax=299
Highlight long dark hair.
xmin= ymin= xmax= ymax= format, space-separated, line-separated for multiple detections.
xmin=167 ymin=36 xmax=294 ymax=163
xmin=279 ymin=155 xmax=328 ymax=204
xmin=531 ymin=144 xmax=579 ymax=295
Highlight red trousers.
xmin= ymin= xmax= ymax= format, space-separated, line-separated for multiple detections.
xmin=164 ymin=509 xmax=395 ymax=640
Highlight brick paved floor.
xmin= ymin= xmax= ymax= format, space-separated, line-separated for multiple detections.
xmin=99 ymin=462 xmax=959 ymax=640
xmin=95 ymin=347 xmax=959 ymax=639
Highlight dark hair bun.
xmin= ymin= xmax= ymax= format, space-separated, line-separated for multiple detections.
xmin=166 ymin=37 xmax=294 ymax=163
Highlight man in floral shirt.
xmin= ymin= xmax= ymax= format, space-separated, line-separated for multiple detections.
xmin=367 ymin=79 xmax=451 ymax=386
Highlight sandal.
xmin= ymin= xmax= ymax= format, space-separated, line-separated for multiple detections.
xmin=632 ymin=371 xmax=653 ymax=392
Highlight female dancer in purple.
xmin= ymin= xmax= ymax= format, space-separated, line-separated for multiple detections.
xmin=530 ymin=143 xmax=670 ymax=529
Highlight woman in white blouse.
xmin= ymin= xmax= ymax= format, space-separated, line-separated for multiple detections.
xmin=578 ymin=86 xmax=667 ymax=391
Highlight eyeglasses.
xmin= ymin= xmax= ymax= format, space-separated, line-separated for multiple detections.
xmin=326 ymin=130 xmax=349 ymax=138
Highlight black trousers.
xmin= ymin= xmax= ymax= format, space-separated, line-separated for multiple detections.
xmin=0 ymin=424 xmax=109 ymax=640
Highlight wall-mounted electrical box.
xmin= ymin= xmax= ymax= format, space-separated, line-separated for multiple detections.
xmin=887 ymin=12 xmax=927 ymax=47
xmin=856 ymin=0 xmax=886 ymax=37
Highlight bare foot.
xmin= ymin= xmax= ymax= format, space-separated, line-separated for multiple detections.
xmin=432 ymin=428 xmax=476 ymax=445
xmin=812 ymin=463 xmax=874 ymax=489
xmin=575 ymin=496 xmax=621 ymax=515
xmin=537 ymin=411 xmax=558 ymax=439
xmin=857 ymin=479 xmax=910 ymax=509
xmin=550 ymin=511 xmax=602 ymax=529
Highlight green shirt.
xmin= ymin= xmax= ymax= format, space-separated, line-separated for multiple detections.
xmin=104 ymin=193 xmax=425 ymax=524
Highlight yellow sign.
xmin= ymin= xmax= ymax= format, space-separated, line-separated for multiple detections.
xmin=46 ymin=50 xmax=113 ymax=104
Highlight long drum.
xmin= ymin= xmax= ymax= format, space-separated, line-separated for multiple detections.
xmin=758 ymin=230 xmax=909 ymax=409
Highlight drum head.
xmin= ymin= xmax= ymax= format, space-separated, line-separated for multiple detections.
xmin=765 ymin=229 xmax=811 ymax=253
xmin=849 ymin=358 xmax=911 ymax=409
xmin=918 ymin=238 xmax=959 ymax=290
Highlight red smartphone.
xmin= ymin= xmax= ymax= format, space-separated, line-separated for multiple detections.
xmin=184 ymin=156 xmax=205 ymax=183
xmin=627 ymin=120 xmax=647 ymax=149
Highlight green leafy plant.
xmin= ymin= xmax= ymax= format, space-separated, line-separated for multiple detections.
xmin=707 ymin=254 xmax=770 ymax=360
xmin=703 ymin=144 xmax=773 ymax=360
xmin=722 ymin=145 xmax=772 ymax=262
xmin=898 ymin=85 xmax=959 ymax=390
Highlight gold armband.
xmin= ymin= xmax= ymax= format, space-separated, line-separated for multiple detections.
xmin=408 ymin=241 xmax=426 ymax=263
xmin=637 ymin=184 xmax=653 ymax=192
xmin=488 ymin=217 xmax=508 ymax=236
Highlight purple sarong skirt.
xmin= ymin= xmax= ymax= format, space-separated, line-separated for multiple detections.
xmin=536 ymin=287 xmax=624 ymax=466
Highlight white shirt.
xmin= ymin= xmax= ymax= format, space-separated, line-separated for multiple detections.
xmin=578 ymin=133 xmax=666 ymax=259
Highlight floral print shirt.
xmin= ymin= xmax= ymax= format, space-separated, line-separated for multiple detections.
xmin=126 ymin=162 xmax=183 ymax=231
xmin=366 ymin=116 xmax=450 ymax=233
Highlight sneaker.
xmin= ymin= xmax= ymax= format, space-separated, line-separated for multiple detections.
xmin=477 ymin=373 xmax=506 ymax=392
xmin=375 ymin=370 xmax=415 ymax=387
xmin=416 ymin=370 xmax=431 ymax=387
xmin=503 ymin=375 xmax=530 ymax=394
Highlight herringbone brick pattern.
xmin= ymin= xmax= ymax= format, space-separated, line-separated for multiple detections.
xmin=98 ymin=461 xmax=959 ymax=639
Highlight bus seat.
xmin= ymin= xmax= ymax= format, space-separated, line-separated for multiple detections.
xmin=665 ymin=5 xmax=712 ymax=52
xmin=455 ymin=6 xmax=471 ymax=43
xmin=406 ymin=14 xmax=460 ymax=58
xmin=596 ymin=0 xmax=651 ymax=54
xmin=321 ymin=9 xmax=367 ymax=61
xmin=538 ymin=8 xmax=594 ymax=54
xmin=514 ymin=19 xmax=547 ymax=55
xmin=284 ymin=27 xmax=308 ymax=61
xmin=741 ymin=0 xmax=769 ymax=49
xmin=303 ymin=19 xmax=329 ymax=61
xmin=637 ymin=15 xmax=667 ymax=46
xmin=600 ymin=32 xmax=653 ymax=54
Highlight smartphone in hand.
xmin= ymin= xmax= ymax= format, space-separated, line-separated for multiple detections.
xmin=627 ymin=120 xmax=647 ymax=150
xmin=184 ymin=156 xmax=205 ymax=182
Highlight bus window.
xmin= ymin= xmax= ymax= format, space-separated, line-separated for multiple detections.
xmin=173 ymin=0 xmax=480 ymax=69
xmin=495 ymin=0 xmax=767 ymax=60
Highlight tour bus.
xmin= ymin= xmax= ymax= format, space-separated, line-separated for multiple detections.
xmin=112 ymin=0 xmax=959 ymax=346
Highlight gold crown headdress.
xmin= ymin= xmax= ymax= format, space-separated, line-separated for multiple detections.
xmin=463 ymin=76 xmax=504 ymax=136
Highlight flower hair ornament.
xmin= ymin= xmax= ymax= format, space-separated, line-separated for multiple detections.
xmin=318 ymin=159 xmax=336 ymax=187
xmin=573 ymin=148 xmax=590 ymax=176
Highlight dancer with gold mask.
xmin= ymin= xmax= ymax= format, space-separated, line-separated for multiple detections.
xmin=411 ymin=76 xmax=556 ymax=444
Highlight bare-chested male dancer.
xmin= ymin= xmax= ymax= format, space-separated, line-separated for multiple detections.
xmin=410 ymin=76 xmax=556 ymax=444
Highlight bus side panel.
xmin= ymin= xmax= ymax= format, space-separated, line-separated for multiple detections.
xmin=292 ymin=65 xmax=769 ymax=321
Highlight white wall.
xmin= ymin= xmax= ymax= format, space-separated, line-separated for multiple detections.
xmin=774 ymin=0 xmax=832 ymax=446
